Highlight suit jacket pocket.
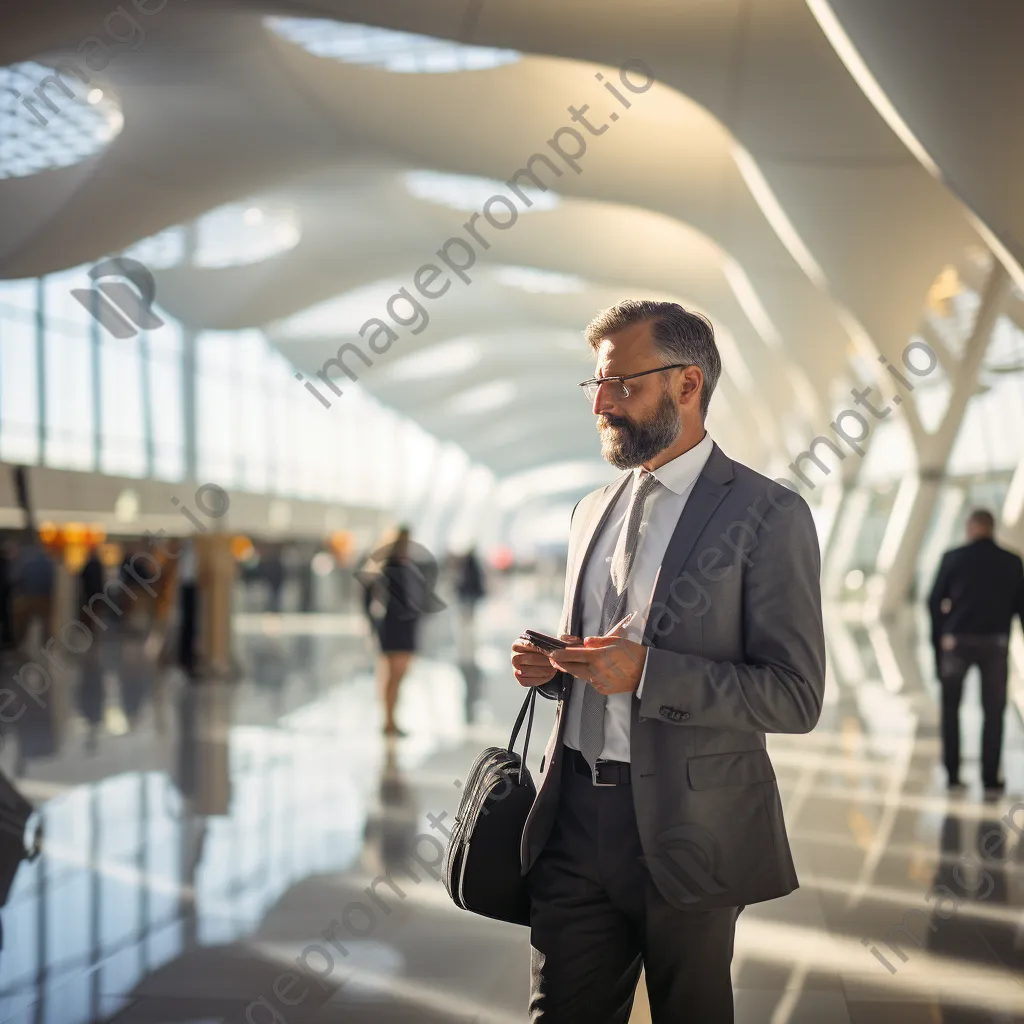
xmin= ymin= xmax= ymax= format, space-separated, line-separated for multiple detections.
xmin=687 ymin=749 xmax=775 ymax=790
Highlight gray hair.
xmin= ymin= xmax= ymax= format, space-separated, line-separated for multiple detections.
xmin=584 ymin=299 xmax=722 ymax=419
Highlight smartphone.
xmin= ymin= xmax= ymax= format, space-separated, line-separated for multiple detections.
xmin=520 ymin=629 xmax=569 ymax=652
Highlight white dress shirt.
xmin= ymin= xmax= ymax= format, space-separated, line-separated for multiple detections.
xmin=563 ymin=431 xmax=714 ymax=762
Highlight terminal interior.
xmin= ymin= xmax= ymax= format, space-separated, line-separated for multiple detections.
xmin=1 ymin=2 xmax=1023 ymax=1022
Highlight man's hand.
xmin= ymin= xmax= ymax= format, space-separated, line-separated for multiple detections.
xmin=547 ymin=634 xmax=647 ymax=695
xmin=511 ymin=634 xmax=581 ymax=688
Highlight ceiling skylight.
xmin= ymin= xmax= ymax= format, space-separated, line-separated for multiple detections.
xmin=447 ymin=380 xmax=517 ymax=416
xmin=123 ymin=202 xmax=301 ymax=270
xmin=404 ymin=170 xmax=560 ymax=212
xmin=386 ymin=339 xmax=483 ymax=381
xmin=122 ymin=226 xmax=186 ymax=269
xmin=269 ymin=280 xmax=410 ymax=338
xmin=195 ymin=203 xmax=300 ymax=268
xmin=1 ymin=62 xmax=123 ymax=180
xmin=496 ymin=266 xmax=586 ymax=294
xmin=265 ymin=18 xmax=520 ymax=73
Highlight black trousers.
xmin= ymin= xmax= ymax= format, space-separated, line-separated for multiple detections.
xmin=526 ymin=751 xmax=742 ymax=1023
xmin=937 ymin=635 xmax=1008 ymax=787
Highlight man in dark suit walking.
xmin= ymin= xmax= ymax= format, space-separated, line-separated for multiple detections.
xmin=928 ymin=508 xmax=1024 ymax=796
xmin=510 ymin=300 xmax=826 ymax=1023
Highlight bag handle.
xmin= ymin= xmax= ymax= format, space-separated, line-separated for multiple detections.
xmin=507 ymin=687 xmax=538 ymax=786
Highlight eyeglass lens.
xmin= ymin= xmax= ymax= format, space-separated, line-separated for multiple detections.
xmin=583 ymin=379 xmax=627 ymax=401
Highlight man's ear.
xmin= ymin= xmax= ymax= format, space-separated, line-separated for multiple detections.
xmin=679 ymin=366 xmax=703 ymax=407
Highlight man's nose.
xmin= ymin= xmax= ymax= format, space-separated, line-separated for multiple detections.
xmin=592 ymin=381 xmax=620 ymax=416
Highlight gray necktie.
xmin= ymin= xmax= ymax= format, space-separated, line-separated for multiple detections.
xmin=578 ymin=470 xmax=658 ymax=769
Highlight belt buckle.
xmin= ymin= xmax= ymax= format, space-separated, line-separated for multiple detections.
xmin=591 ymin=760 xmax=616 ymax=787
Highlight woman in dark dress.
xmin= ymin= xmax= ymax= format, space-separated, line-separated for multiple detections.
xmin=358 ymin=527 xmax=425 ymax=737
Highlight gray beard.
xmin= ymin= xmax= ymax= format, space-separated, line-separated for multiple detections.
xmin=598 ymin=389 xmax=681 ymax=469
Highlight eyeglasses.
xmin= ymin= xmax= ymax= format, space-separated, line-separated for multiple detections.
xmin=577 ymin=364 xmax=690 ymax=402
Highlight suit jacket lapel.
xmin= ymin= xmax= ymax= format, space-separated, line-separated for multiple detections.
xmin=643 ymin=444 xmax=734 ymax=643
xmin=567 ymin=473 xmax=632 ymax=637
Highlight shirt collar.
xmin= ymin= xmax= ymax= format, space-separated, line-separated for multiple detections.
xmin=635 ymin=431 xmax=714 ymax=495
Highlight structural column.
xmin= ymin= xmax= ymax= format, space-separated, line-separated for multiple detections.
xmin=181 ymin=220 xmax=199 ymax=484
xmin=877 ymin=261 xmax=1011 ymax=616
xmin=34 ymin=278 xmax=46 ymax=467
xmin=182 ymin=329 xmax=198 ymax=483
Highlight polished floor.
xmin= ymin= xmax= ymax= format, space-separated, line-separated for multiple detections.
xmin=0 ymin=576 xmax=1022 ymax=1024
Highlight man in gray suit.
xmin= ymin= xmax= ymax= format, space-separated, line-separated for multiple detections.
xmin=510 ymin=300 xmax=825 ymax=1023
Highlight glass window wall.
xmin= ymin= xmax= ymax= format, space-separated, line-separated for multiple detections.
xmin=0 ymin=267 xmax=477 ymax=518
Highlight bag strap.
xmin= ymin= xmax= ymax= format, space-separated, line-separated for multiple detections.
xmin=507 ymin=687 xmax=538 ymax=786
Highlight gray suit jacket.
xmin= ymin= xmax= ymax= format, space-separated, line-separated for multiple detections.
xmin=520 ymin=443 xmax=826 ymax=911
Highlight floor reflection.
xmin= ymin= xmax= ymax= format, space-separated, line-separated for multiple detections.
xmin=455 ymin=658 xmax=484 ymax=725
xmin=363 ymin=739 xmax=418 ymax=878
xmin=0 ymin=591 xmax=1020 ymax=1023
xmin=922 ymin=813 xmax=1023 ymax=1022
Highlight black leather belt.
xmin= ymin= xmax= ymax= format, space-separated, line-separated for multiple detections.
xmin=568 ymin=746 xmax=631 ymax=786
xmin=945 ymin=633 xmax=1009 ymax=646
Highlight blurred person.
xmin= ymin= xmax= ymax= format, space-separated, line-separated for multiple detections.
xmin=263 ymin=543 xmax=284 ymax=613
xmin=454 ymin=546 xmax=486 ymax=657
xmin=178 ymin=537 xmax=199 ymax=678
xmin=298 ymin=545 xmax=316 ymax=613
xmin=357 ymin=526 xmax=433 ymax=737
xmin=80 ymin=546 xmax=106 ymax=631
xmin=356 ymin=533 xmax=391 ymax=672
xmin=10 ymin=536 xmax=55 ymax=651
xmin=80 ymin=545 xmax=105 ymax=600
xmin=510 ymin=300 xmax=825 ymax=1023
xmin=928 ymin=508 xmax=1024 ymax=796
xmin=456 ymin=547 xmax=486 ymax=607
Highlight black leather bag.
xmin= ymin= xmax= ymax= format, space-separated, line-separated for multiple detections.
xmin=443 ymin=687 xmax=538 ymax=926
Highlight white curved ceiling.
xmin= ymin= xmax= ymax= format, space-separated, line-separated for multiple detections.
xmin=1 ymin=0 xmax=1015 ymax=508
xmin=811 ymin=0 xmax=1024 ymax=283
